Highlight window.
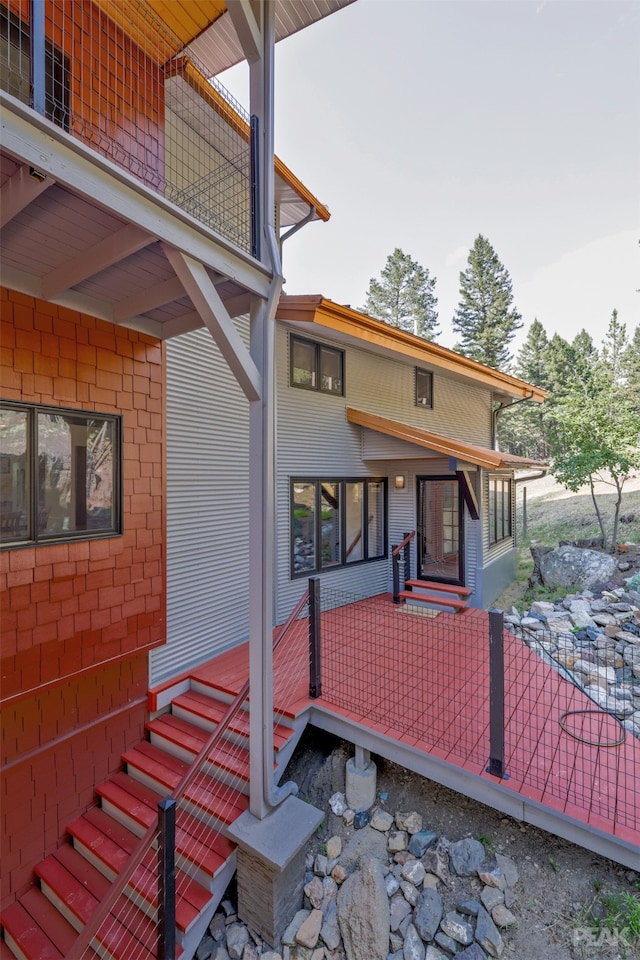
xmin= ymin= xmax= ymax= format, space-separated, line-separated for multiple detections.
xmin=488 ymin=476 xmax=513 ymax=545
xmin=0 ymin=403 xmax=121 ymax=546
xmin=291 ymin=478 xmax=386 ymax=577
xmin=0 ymin=4 xmax=70 ymax=128
xmin=415 ymin=368 xmax=433 ymax=408
xmin=290 ymin=335 xmax=344 ymax=396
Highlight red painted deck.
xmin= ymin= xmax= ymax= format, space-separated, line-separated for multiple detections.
xmin=190 ymin=594 xmax=640 ymax=861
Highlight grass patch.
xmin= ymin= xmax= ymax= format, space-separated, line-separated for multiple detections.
xmin=582 ymin=887 xmax=640 ymax=959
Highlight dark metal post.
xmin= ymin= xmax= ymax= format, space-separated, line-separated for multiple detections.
xmin=29 ymin=0 xmax=46 ymax=116
xmin=486 ymin=609 xmax=508 ymax=779
xmin=392 ymin=547 xmax=400 ymax=603
xmin=158 ymin=797 xmax=176 ymax=960
xmin=522 ymin=486 xmax=527 ymax=541
xmin=309 ymin=577 xmax=321 ymax=699
xmin=403 ymin=531 xmax=411 ymax=585
xmin=250 ymin=115 xmax=260 ymax=260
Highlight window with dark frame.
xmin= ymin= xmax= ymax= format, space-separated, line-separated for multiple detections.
xmin=291 ymin=477 xmax=386 ymax=577
xmin=0 ymin=402 xmax=121 ymax=546
xmin=415 ymin=367 xmax=433 ymax=408
xmin=488 ymin=475 xmax=513 ymax=545
xmin=290 ymin=335 xmax=344 ymax=396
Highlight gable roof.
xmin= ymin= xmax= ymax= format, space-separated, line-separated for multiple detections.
xmin=346 ymin=408 xmax=548 ymax=470
xmin=276 ymin=295 xmax=547 ymax=405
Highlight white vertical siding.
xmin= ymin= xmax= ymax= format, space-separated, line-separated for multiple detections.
xmin=150 ymin=325 xmax=250 ymax=685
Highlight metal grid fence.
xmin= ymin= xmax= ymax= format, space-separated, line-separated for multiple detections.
xmin=314 ymin=586 xmax=640 ymax=839
xmin=0 ymin=0 xmax=252 ymax=251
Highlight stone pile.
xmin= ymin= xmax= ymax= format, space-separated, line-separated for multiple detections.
xmin=504 ymin=580 xmax=640 ymax=738
xmin=196 ymin=801 xmax=520 ymax=960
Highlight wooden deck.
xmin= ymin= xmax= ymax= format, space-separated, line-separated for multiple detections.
xmin=189 ymin=594 xmax=640 ymax=869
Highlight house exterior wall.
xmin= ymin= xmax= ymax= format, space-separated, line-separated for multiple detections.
xmin=0 ymin=288 xmax=165 ymax=907
xmin=151 ymin=325 xmax=251 ymax=685
xmin=275 ymin=323 xmax=494 ymax=620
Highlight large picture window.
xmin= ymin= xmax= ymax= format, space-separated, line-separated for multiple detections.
xmin=291 ymin=477 xmax=386 ymax=577
xmin=290 ymin=335 xmax=344 ymax=396
xmin=0 ymin=402 xmax=121 ymax=546
xmin=488 ymin=476 xmax=513 ymax=545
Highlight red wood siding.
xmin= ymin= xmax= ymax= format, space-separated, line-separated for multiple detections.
xmin=0 ymin=287 xmax=166 ymax=907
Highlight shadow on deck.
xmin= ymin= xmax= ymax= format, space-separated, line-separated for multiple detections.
xmin=190 ymin=592 xmax=640 ymax=871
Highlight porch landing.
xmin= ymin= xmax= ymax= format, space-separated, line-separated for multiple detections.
xmin=189 ymin=595 xmax=640 ymax=870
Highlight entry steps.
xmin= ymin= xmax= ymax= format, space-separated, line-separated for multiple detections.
xmin=399 ymin=579 xmax=472 ymax=614
xmin=1 ymin=681 xmax=305 ymax=960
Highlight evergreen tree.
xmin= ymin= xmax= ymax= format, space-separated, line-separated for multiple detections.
xmin=452 ymin=234 xmax=523 ymax=369
xmin=600 ymin=309 xmax=628 ymax=384
xmin=515 ymin=318 xmax=550 ymax=388
xmin=622 ymin=324 xmax=640 ymax=413
xmin=363 ymin=248 xmax=439 ymax=340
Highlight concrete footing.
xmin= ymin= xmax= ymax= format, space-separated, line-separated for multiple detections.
xmin=345 ymin=755 xmax=377 ymax=812
xmin=226 ymin=795 xmax=324 ymax=946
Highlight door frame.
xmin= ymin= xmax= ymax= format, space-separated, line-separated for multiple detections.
xmin=416 ymin=474 xmax=465 ymax=586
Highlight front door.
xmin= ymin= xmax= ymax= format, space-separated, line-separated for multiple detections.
xmin=417 ymin=477 xmax=463 ymax=584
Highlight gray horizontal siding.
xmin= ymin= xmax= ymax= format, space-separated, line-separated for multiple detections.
xmin=150 ymin=325 xmax=250 ymax=685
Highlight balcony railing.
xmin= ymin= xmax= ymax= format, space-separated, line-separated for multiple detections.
xmin=0 ymin=0 xmax=253 ymax=253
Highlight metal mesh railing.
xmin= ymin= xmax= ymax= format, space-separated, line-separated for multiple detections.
xmin=314 ymin=587 xmax=640 ymax=841
xmin=0 ymin=0 xmax=252 ymax=251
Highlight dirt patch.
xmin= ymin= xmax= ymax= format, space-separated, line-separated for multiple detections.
xmin=283 ymin=730 xmax=639 ymax=960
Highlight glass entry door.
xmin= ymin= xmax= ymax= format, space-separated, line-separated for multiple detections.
xmin=417 ymin=477 xmax=463 ymax=583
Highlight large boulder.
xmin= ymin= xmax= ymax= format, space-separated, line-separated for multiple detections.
xmin=538 ymin=545 xmax=616 ymax=590
xmin=337 ymin=858 xmax=389 ymax=960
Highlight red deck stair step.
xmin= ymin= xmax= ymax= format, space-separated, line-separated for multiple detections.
xmin=96 ymin=772 xmax=239 ymax=879
xmin=170 ymin=690 xmax=294 ymax=751
xmin=1 ymin=889 xmax=78 ymax=960
xmin=399 ymin=590 xmax=468 ymax=611
xmin=145 ymin=716 xmax=254 ymax=776
xmin=404 ymin=579 xmax=472 ymax=596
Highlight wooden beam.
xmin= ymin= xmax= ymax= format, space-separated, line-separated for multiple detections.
xmin=457 ymin=470 xmax=480 ymax=521
xmin=112 ymin=276 xmax=186 ymax=323
xmin=163 ymin=245 xmax=261 ymax=401
xmin=42 ymin=224 xmax=153 ymax=299
xmin=0 ymin=164 xmax=54 ymax=228
xmin=226 ymin=0 xmax=262 ymax=63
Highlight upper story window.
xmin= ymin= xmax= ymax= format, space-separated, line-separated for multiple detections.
xmin=488 ymin=476 xmax=513 ymax=545
xmin=415 ymin=368 xmax=434 ymax=408
xmin=0 ymin=402 xmax=121 ymax=547
xmin=290 ymin=335 xmax=344 ymax=396
xmin=0 ymin=4 xmax=70 ymax=128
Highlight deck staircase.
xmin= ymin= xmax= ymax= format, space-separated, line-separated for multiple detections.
xmin=399 ymin=579 xmax=472 ymax=614
xmin=1 ymin=677 xmax=306 ymax=960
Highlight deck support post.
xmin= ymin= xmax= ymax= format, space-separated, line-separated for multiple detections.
xmin=392 ymin=546 xmax=400 ymax=603
xmin=158 ymin=797 xmax=176 ymax=960
xmin=309 ymin=576 xmax=321 ymax=698
xmin=355 ymin=745 xmax=370 ymax=770
xmin=486 ymin=609 xmax=509 ymax=779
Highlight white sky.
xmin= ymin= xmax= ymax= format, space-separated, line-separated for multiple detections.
xmin=221 ymin=0 xmax=640 ymax=355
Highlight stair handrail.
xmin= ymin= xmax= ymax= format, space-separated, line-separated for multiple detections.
xmin=70 ymin=588 xmax=310 ymax=958
xmin=392 ymin=529 xmax=415 ymax=557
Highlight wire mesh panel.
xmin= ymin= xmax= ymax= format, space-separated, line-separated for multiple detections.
xmin=316 ymin=589 xmax=639 ymax=845
xmin=505 ymin=624 xmax=640 ymax=835
xmin=0 ymin=0 xmax=252 ymax=251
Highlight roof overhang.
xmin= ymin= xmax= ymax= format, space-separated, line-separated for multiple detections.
xmin=346 ymin=408 xmax=549 ymax=472
xmin=277 ymin=296 xmax=547 ymax=404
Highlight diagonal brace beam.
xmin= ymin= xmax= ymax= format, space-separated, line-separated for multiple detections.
xmin=42 ymin=224 xmax=153 ymax=299
xmin=457 ymin=470 xmax=480 ymax=520
xmin=163 ymin=245 xmax=262 ymax=401
xmin=0 ymin=164 xmax=54 ymax=228
xmin=226 ymin=0 xmax=262 ymax=63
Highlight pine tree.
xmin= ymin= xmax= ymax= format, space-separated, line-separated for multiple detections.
xmin=600 ymin=309 xmax=628 ymax=384
xmin=622 ymin=323 xmax=640 ymax=413
xmin=363 ymin=248 xmax=439 ymax=340
xmin=452 ymin=234 xmax=523 ymax=369
xmin=498 ymin=320 xmax=550 ymax=459
xmin=515 ymin=318 xmax=550 ymax=389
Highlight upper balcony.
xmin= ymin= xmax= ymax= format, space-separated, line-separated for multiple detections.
xmin=0 ymin=0 xmax=343 ymax=339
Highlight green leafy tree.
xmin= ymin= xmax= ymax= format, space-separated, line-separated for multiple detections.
xmin=452 ymin=234 xmax=523 ymax=369
xmin=549 ymin=321 xmax=640 ymax=550
xmin=363 ymin=248 xmax=439 ymax=340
